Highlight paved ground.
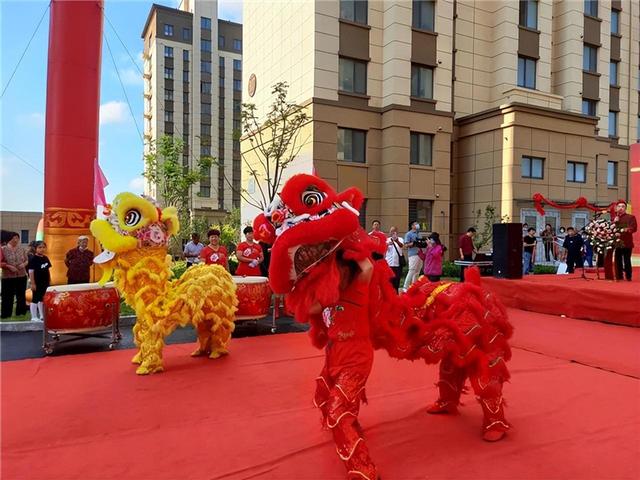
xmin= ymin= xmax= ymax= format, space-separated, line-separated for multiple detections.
xmin=0 ymin=314 xmax=308 ymax=362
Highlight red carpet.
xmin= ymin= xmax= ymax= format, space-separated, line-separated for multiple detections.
xmin=483 ymin=269 xmax=640 ymax=326
xmin=2 ymin=309 xmax=639 ymax=480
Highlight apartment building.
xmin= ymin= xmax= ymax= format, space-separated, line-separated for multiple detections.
xmin=242 ymin=0 xmax=639 ymax=246
xmin=142 ymin=0 xmax=242 ymax=225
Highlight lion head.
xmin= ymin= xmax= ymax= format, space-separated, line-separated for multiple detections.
xmin=253 ymin=174 xmax=370 ymax=294
xmin=90 ymin=192 xmax=179 ymax=284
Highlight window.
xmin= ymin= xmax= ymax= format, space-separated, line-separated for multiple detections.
xmin=340 ymin=0 xmax=368 ymax=24
xmin=583 ymin=44 xmax=597 ymax=72
xmin=164 ymin=46 xmax=173 ymax=58
xmin=607 ymin=161 xmax=618 ymax=186
xmin=201 ymin=103 xmax=211 ymax=114
xmin=201 ymin=145 xmax=211 ymax=156
xmin=519 ymin=0 xmax=538 ymax=29
xmin=521 ymin=156 xmax=544 ymax=179
xmin=183 ymin=113 xmax=189 ymax=124
xmin=183 ymin=70 xmax=189 ymax=82
xmin=609 ymin=111 xmax=618 ymax=137
xmin=233 ymin=79 xmax=242 ymax=91
xmin=183 ymin=92 xmax=189 ymax=103
xmin=337 ymin=128 xmax=366 ymax=163
xmin=200 ymin=186 xmax=211 ymax=198
xmin=201 ymin=61 xmax=212 ymax=73
xmin=233 ymin=39 xmax=242 ymax=50
xmin=517 ymin=56 xmax=536 ymax=89
xmin=233 ymin=59 xmax=242 ymax=70
xmin=233 ymin=140 xmax=240 ymax=151
xmin=164 ymin=111 xmax=173 ymax=122
xmin=201 ymin=39 xmax=212 ymax=52
xmin=233 ymin=118 xmax=241 ymax=130
xmin=219 ymin=76 xmax=225 ymax=87
xmin=219 ymin=35 xmax=225 ymax=48
xmin=408 ymin=199 xmax=433 ymax=232
xmin=201 ymin=17 xmax=212 ymax=30
xmin=233 ymin=99 xmax=241 ymax=112
xmin=567 ymin=161 xmax=586 ymax=183
xmin=164 ymin=90 xmax=174 ymax=101
xmin=164 ymin=67 xmax=174 ymax=79
xmin=183 ymin=50 xmax=189 ymax=61
xmin=339 ymin=58 xmax=367 ymax=94
xmin=201 ymin=81 xmax=211 ymax=94
xmin=182 ymin=28 xmax=191 ymax=41
xmin=20 ymin=230 xmax=29 ymax=244
xmin=412 ymin=0 xmax=435 ymax=31
xmin=164 ymin=24 xmax=173 ymax=36
xmin=584 ymin=0 xmax=598 ymax=17
xmin=219 ymin=57 xmax=225 ymax=67
xmin=410 ymin=132 xmax=433 ymax=166
xmin=411 ymin=64 xmax=434 ymax=99
xmin=201 ymin=125 xmax=211 ymax=136
xmin=582 ymin=99 xmax=597 ymax=116
xmin=610 ymin=61 xmax=618 ymax=86
xmin=611 ymin=9 xmax=619 ymax=34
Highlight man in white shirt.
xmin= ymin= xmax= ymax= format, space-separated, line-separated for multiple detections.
xmin=385 ymin=226 xmax=404 ymax=291
xmin=183 ymin=233 xmax=204 ymax=267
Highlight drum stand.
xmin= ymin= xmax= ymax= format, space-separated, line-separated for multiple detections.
xmin=42 ymin=303 xmax=122 ymax=355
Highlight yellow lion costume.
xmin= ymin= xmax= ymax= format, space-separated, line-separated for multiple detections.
xmin=90 ymin=193 xmax=237 ymax=375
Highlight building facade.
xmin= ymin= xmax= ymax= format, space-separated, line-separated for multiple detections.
xmin=241 ymin=0 xmax=639 ymax=250
xmin=0 ymin=211 xmax=42 ymax=245
xmin=142 ymin=0 xmax=242 ymax=225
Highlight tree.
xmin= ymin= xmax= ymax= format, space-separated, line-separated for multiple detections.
xmin=472 ymin=205 xmax=511 ymax=250
xmin=216 ymin=82 xmax=310 ymax=211
xmin=143 ymin=135 xmax=212 ymax=248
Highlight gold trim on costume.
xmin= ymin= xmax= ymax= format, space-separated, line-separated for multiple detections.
xmin=424 ymin=282 xmax=453 ymax=308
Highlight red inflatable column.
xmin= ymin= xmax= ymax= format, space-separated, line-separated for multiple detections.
xmin=630 ymin=143 xmax=640 ymax=255
xmin=43 ymin=0 xmax=103 ymax=285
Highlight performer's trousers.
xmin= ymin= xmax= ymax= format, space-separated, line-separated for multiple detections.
xmin=434 ymin=356 xmax=510 ymax=435
xmin=615 ymin=247 xmax=632 ymax=280
xmin=315 ymin=339 xmax=376 ymax=480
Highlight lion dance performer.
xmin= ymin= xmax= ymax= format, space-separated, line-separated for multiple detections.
xmin=90 ymin=193 xmax=237 ymax=375
xmin=254 ymin=174 xmax=513 ymax=479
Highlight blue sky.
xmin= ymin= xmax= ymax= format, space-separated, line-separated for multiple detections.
xmin=0 ymin=0 xmax=242 ymax=212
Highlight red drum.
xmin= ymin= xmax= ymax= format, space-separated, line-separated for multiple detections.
xmin=44 ymin=282 xmax=120 ymax=330
xmin=233 ymin=276 xmax=272 ymax=319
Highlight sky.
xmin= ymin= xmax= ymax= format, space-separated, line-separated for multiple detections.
xmin=0 ymin=0 xmax=242 ymax=212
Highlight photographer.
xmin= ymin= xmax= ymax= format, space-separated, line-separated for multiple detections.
xmin=385 ymin=226 xmax=404 ymax=291
xmin=402 ymin=221 xmax=424 ymax=291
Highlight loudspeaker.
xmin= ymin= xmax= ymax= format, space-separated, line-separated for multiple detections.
xmin=492 ymin=223 xmax=523 ymax=279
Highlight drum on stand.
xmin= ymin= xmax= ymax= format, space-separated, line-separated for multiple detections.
xmin=43 ymin=282 xmax=121 ymax=354
xmin=232 ymin=276 xmax=275 ymax=331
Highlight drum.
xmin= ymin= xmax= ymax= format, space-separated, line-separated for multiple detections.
xmin=232 ymin=276 xmax=272 ymax=319
xmin=44 ymin=282 xmax=120 ymax=330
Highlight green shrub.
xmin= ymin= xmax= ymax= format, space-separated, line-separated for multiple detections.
xmin=442 ymin=260 xmax=461 ymax=278
xmin=170 ymin=260 xmax=188 ymax=279
xmin=533 ymin=264 xmax=557 ymax=275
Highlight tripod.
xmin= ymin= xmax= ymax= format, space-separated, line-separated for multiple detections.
xmin=568 ymin=253 xmax=593 ymax=281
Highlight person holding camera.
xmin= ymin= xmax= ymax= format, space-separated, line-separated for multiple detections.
xmin=403 ymin=221 xmax=424 ymax=291
xmin=385 ymin=226 xmax=404 ymax=290
xmin=418 ymin=232 xmax=446 ymax=282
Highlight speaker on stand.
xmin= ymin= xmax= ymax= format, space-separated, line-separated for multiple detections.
xmin=492 ymin=223 xmax=523 ymax=279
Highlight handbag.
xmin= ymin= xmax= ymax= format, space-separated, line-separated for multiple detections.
xmin=392 ymin=241 xmax=406 ymax=269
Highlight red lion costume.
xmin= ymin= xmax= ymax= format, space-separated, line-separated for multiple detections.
xmin=254 ymin=174 xmax=513 ymax=480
